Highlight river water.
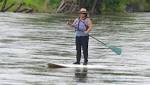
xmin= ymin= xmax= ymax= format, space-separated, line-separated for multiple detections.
xmin=0 ymin=12 xmax=150 ymax=85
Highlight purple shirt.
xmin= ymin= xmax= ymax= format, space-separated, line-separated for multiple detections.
xmin=72 ymin=18 xmax=89 ymax=36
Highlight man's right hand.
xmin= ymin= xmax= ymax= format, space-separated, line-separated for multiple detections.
xmin=67 ymin=21 xmax=72 ymax=26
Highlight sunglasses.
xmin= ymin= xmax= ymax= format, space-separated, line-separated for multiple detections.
xmin=79 ymin=13 xmax=87 ymax=14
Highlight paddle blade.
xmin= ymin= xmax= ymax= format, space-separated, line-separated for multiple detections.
xmin=111 ymin=47 xmax=122 ymax=55
xmin=107 ymin=45 xmax=122 ymax=55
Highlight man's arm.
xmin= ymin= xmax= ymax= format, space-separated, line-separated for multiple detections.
xmin=86 ymin=19 xmax=93 ymax=33
xmin=67 ymin=19 xmax=77 ymax=28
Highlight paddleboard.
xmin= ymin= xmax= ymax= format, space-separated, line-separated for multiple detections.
xmin=48 ymin=63 xmax=107 ymax=69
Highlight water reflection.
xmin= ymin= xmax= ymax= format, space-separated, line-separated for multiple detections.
xmin=74 ymin=68 xmax=88 ymax=83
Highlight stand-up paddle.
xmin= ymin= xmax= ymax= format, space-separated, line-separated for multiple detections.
xmin=89 ymin=35 xmax=122 ymax=55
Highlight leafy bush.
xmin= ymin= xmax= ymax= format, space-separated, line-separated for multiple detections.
xmin=102 ymin=0 xmax=128 ymax=12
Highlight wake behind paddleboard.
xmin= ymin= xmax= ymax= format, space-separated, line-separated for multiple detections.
xmin=48 ymin=63 xmax=107 ymax=69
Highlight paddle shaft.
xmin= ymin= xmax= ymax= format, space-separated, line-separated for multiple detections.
xmin=89 ymin=35 xmax=106 ymax=46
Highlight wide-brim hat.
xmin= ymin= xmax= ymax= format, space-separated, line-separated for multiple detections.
xmin=79 ymin=8 xmax=88 ymax=14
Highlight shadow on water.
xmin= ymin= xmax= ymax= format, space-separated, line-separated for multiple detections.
xmin=74 ymin=68 xmax=88 ymax=83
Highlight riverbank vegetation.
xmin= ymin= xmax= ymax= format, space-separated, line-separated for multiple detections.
xmin=0 ymin=0 xmax=150 ymax=14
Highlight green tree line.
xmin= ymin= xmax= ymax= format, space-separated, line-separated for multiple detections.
xmin=0 ymin=0 xmax=150 ymax=13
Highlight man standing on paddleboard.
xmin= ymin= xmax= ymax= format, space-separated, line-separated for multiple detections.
xmin=68 ymin=8 xmax=93 ymax=65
